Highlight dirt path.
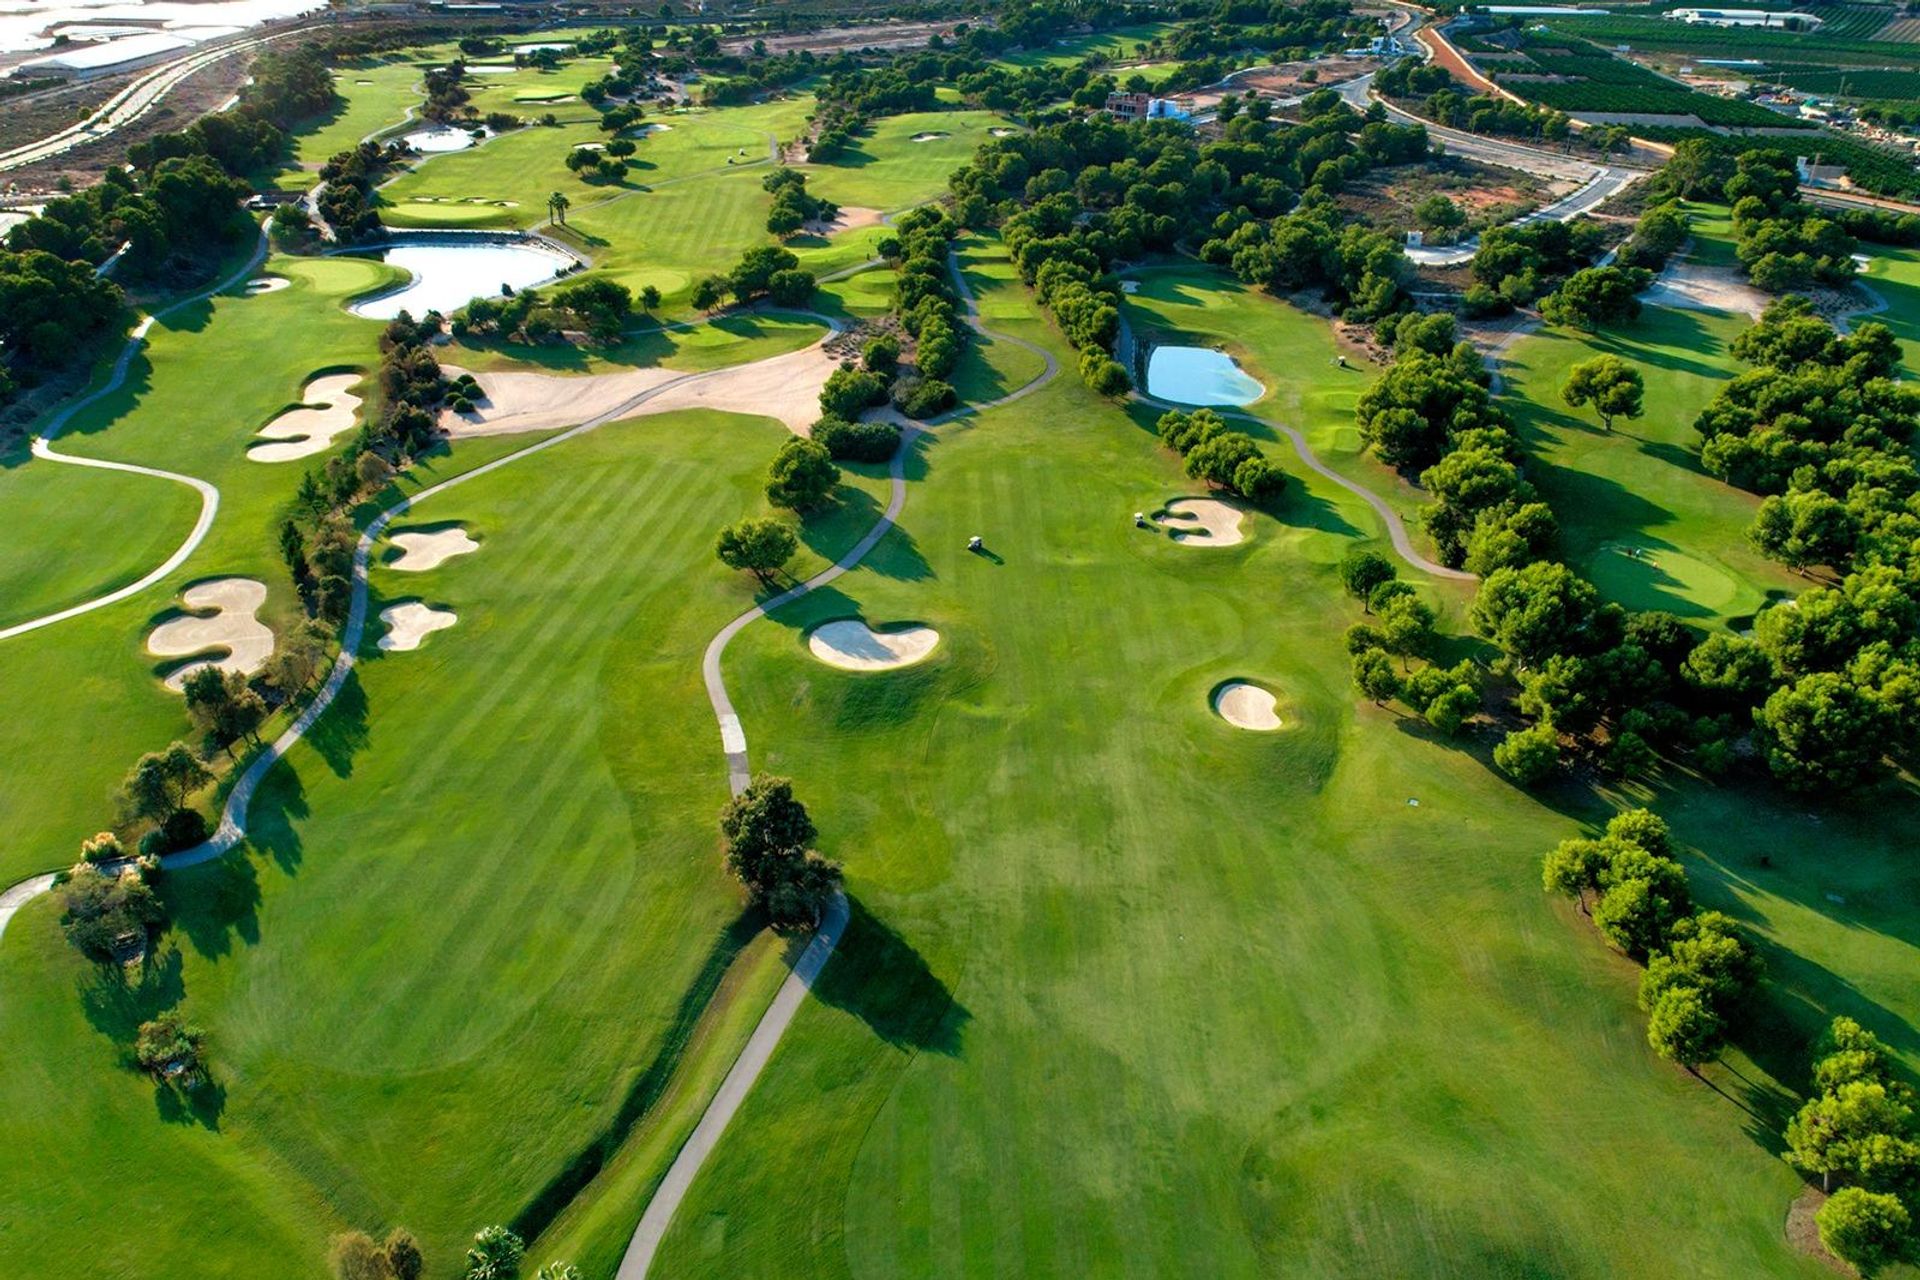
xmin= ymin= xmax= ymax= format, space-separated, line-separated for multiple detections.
xmin=616 ymin=252 xmax=1058 ymax=1279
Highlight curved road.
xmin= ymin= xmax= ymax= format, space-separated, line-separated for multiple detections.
xmin=616 ymin=252 xmax=1058 ymax=1279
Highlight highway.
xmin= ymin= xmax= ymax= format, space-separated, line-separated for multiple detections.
xmin=0 ymin=25 xmax=315 ymax=174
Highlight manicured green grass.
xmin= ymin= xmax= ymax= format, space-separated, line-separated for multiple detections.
xmin=443 ymin=312 xmax=828 ymax=377
xmin=649 ymin=239 xmax=1853 ymax=1279
xmin=800 ymin=111 xmax=1018 ymax=212
xmin=288 ymin=58 xmax=433 ymax=176
xmin=1502 ymin=303 xmax=1801 ymax=624
xmin=989 ymin=22 xmax=1178 ymax=70
xmin=1861 ymin=239 xmax=1920 ymax=369
xmin=0 ymin=440 xmax=200 ymax=630
xmin=0 ymin=407 xmax=890 ymax=1277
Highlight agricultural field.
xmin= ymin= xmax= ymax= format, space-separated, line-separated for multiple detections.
xmin=3 ymin=17 xmax=1920 ymax=1280
xmin=1540 ymin=12 xmax=1920 ymax=69
xmin=1483 ymin=33 xmax=1817 ymax=127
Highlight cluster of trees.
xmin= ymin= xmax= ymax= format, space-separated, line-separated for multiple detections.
xmin=1539 ymin=265 xmax=1652 ymax=332
xmin=877 ymin=206 xmax=963 ymax=417
xmin=423 ymin=60 xmax=472 ymax=121
xmin=182 ymin=667 xmax=268 ymax=758
xmin=1340 ymin=550 xmax=1480 ymax=732
xmin=1786 ymin=1018 xmax=1920 ymax=1273
xmin=1153 ymin=408 xmax=1287 ymax=503
xmin=118 ymin=741 xmax=212 ymax=855
xmin=1541 ymin=809 xmax=1758 ymax=1070
xmin=691 ymin=244 xmax=817 ymax=311
xmin=1614 ymin=200 xmax=1688 ymax=273
xmin=0 ymin=249 xmax=122 ymax=404
xmin=317 ymin=141 xmax=406 ymax=242
xmin=718 ymin=775 xmax=843 ymax=931
xmin=455 ymin=279 xmax=632 ymax=344
xmin=564 ymin=141 xmax=632 ymax=184
xmin=1358 ymin=314 xmax=1556 ymax=572
xmin=1466 ymin=217 xmax=1609 ymax=316
xmin=1723 ymin=152 xmax=1858 ymax=294
xmin=764 ymin=168 xmax=837 ymax=237
xmin=59 ymin=859 xmax=164 ymax=965
xmin=128 ymin=47 xmax=337 ymax=175
xmin=1010 ymin=216 xmax=1130 ymax=395
xmin=1684 ymin=299 xmax=1920 ymax=791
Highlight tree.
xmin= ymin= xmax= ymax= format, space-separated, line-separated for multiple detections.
xmin=718 ymin=775 xmax=842 ymax=931
xmin=546 ymin=191 xmax=570 ymax=226
xmin=715 ymin=517 xmax=797 ymax=582
xmin=1788 ymin=1079 xmax=1918 ymax=1192
xmin=330 ymin=1232 xmax=393 ymax=1280
xmin=639 ymin=284 xmax=661 ymax=312
xmin=182 ymin=666 xmax=267 ymax=752
xmin=1378 ymin=593 xmax=1436 ymax=667
xmin=1560 ymin=355 xmax=1644 ymax=432
xmin=691 ymin=275 xmax=728 ymax=311
xmin=464 ymin=1226 xmax=524 ymax=1280
xmin=1645 ymin=984 xmax=1723 ymax=1071
xmin=120 ymin=742 xmax=212 ymax=825
xmin=1415 ymin=194 xmax=1465 ymax=237
xmin=59 ymin=864 xmax=164 ymax=963
xmin=1758 ymin=672 xmax=1889 ymax=792
xmin=385 ymin=1230 xmax=425 ymax=1280
xmin=1340 ymin=550 xmax=1397 ymax=610
xmin=765 ymin=437 xmax=840 ymax=511
xmin=536 ymin=1264 xmax=582 ymax=1280
xmin=1494 ymin=720 xmax=1560 ymax=785
xmin=1818 ymin=1188 xmax=1912 ymax=1275
xmin=1749 ymin=489 xmax=1855 ymax=573
xmin=1471 ymin=561 xmax=1604 ymax=669
xmin=1540 ymin=266 xmax=1651 ymax=331
xmin=135 ymin=1011 xmax=207 ymax=1083
xmin=1352 ymin=647 xmax=1401 ymax=705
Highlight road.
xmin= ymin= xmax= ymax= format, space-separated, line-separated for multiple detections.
xmin=0 ymin=26 xmax=313 ymax=174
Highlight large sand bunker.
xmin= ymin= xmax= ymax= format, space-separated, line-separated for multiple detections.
xmin=379 ymin=601 xmax=458 ymax=651
xmin=807 ymin=619 xmax=939 ymax=671
xmin=249 ymin=373 xmax=364 ymax=463
xmin=807 ymin=205 xmax=884 ymax=235
xmin=1161 ymin=498 xmax=1245 ymax=547
xmin=147 ymin=578 xmax=275 ymax=691
xmin=1642 ymin=262 xmax=1767 ymax=319
xmin=441 ymin=340 xmax=840 ymax=437
xmin=1213 ymin=681 xmax=1282 ymax=731
xmin=910 ymin=131 xmax=949 ymax=142
xmin=386 ymin=525 xmax=479 ymax=571
xmin=245 ymin=276 xmax=289 ymax=294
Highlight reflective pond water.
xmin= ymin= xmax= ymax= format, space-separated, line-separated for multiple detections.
xmin=349 ymin=239 xmax=572 ymax=320
xmin=1144 ymin=345 xmax=1263 ymax=406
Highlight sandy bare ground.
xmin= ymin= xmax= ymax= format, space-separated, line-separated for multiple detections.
xmin=378 ymin=601 xmax=457 ymax=651
xmin=386 ymin=525 xmax=479 ymax=571
xmin=1213 ymin=681 xmax=1282 ymax=730
xmin=805 ymin=205 xmax=883 ymax=236
xmin=807 ymin=619 xmax=939 ymax=670
xmin=248 ymin=372 xmax=364 ymax=464
xmin=1161 ymin=497 xmax=1246 ymax=546
xmin=147 ymin=577 xmax=274 ymax=691
xmin=1642 ymin=260 xmax=1768 ymax=319
xmin=245 ymin=276 xmax=289 ymax=294
xmin=442 ymin=341 xmax=842 ymax=437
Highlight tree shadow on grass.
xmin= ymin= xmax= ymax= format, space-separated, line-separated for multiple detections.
xmin=164 ymin=852 xmax=262 ymax=962
xmin=305 ymin=669 xmax=370 ymax=779
xmin=153 ymin=1074 xmax=226 ymax=1131
xmin=811 ymin=898 xmax=968 ymax=1057
xmin=507 ymin=910 xmax=762 ymax=1244
xmin=244 ymin=760 xmax=309 ymax=877
xmin=796 ymin=485 xmax=933 ymax=583
xmin=79 ymin=944 xmax=185 ymax=1041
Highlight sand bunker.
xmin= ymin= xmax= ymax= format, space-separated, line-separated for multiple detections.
xmin=989 ymin=127 xmax=1019 ymax=137
xmin=807 ymin=619 xmax=939 ymax=671
xmin=807 ymin=205 xmax=884 ymax=235
xmin=248 ymin=372 xmax=364 ymax=463
xmin=1161 ymin=498 xmax=1246 ymax=547
xmin=245 ymin=276 xmax=289 ymax=294
xmin=441 ymin=340 xmax=840 ymax=437
xmin=147 ymin=578 xmax=274 ymax=691
xmin=379 ymin=601 xmax=458 ymax=651
xmin=1213 ymin=681 xmax=1282 ymax=731
xmin=910 ymin=131 xmax=949 ymax=142
xmin=386 ymin=525 xmax=478 ymax=571
xmin=1642 ymin=261 xmax=1767 ymax=319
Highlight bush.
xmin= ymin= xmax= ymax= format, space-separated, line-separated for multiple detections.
xmin=813 ymin=416 xmax=900 ymax=462
xmin=80 ymin=831 xmax=124 ymax=863
xmin=1818 ymin=1188 xmax=1912 ymax=1274
xmin=861 ymin=334 xmax=899 ymax=373
xmin=891 ymin=376 xmax=955 ymax=419
xmin=139 ymin=808 xmax=209 ymax=857
xmin=1078 ymin=350 xmax=1131 ymax=397
xmin=819 ymin=366 xmax=889 ymax=419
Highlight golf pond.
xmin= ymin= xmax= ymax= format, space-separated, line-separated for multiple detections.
xmin=1144 ymin=345 xmax=1264 ymax=406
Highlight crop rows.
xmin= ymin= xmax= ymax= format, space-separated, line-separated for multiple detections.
xmin=1540 ymin=15 xmax=1920 ymax=69
xmin=1632 ymin=124 xmax=1920 ymax=195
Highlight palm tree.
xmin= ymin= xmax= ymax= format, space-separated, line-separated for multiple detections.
xmin=546 ymin=190 xmax=570 ymax=226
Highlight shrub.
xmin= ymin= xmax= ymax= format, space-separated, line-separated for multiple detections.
xmin=1817 ymin=1188 xmax=1912 ymax=1274
xmin=813 ymin=416 xmax=900 ymax=462
xmin=820 ymin=366 xmax=889 ymax=419
xmin=861 ymin=333 xmax=899 ymax=373
xmin=80 ymin=831 xmax=124 ymax=863
xmin=1494 ymin=720 xmax=1560 ymax=785
xmin=891 ymin=376 xmax=955 ymax=419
